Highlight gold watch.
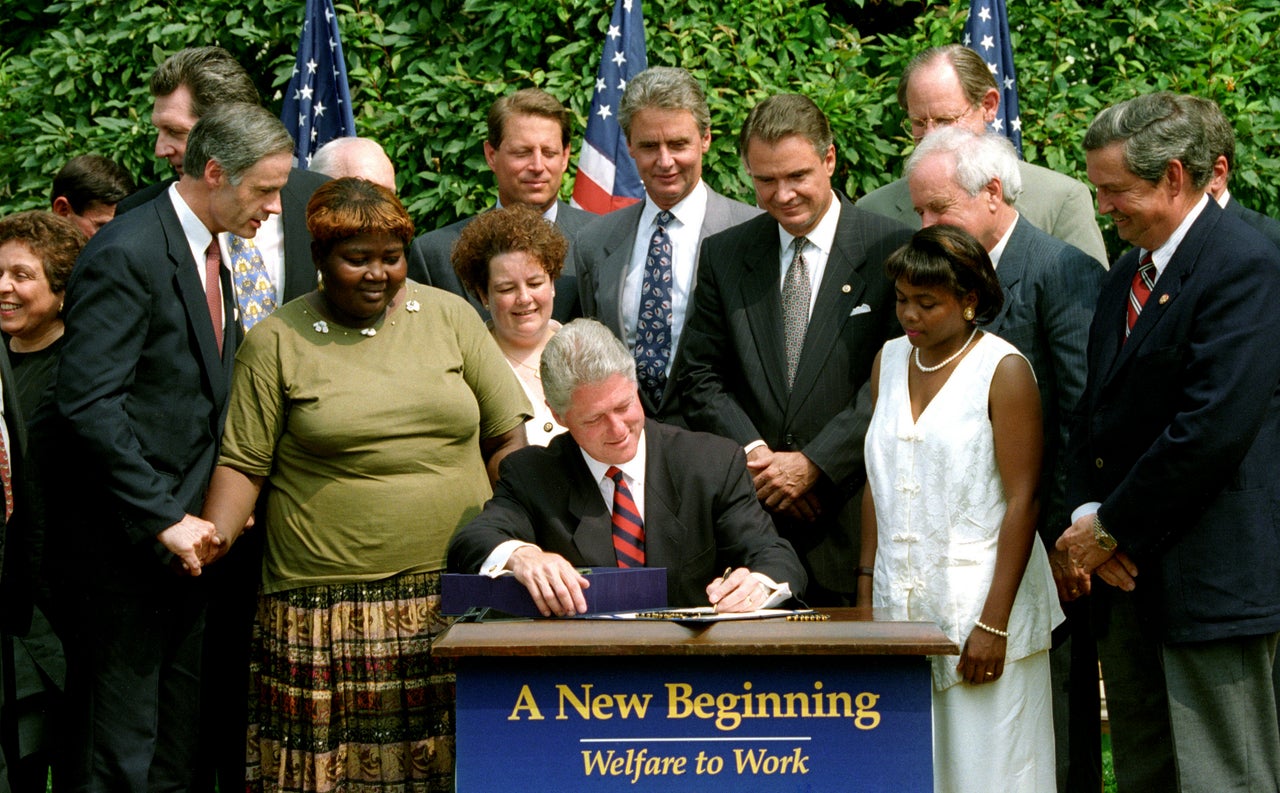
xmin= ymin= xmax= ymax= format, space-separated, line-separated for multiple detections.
xmin=1092 ymin=515 xmax=1118 ymax=552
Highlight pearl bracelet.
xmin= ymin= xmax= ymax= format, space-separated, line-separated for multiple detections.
xmin=974 ymin=620 xmax=1009 ymax=638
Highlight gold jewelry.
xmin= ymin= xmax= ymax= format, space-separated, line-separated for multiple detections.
xmin=504 ymin=351 xmax=541 ymax=380
xmin=1092 ymin=515 xmax=1118 ymax=552
xmin=963 ymin=306 xmax=976 ymax=321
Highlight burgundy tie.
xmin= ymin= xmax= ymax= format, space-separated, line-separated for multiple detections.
xmin=1126 ymin=252 xmax=1156 ymax=338
xmin=606 ymin=466 xmax=645 ymax=567
xmin=204 ymin=240 xmax=224 ymax=354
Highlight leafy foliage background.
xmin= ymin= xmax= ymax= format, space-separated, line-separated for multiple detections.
xmin=1 ymin=0 xmax=1277 ymax=260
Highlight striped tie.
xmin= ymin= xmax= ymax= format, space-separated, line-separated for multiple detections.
xmin=606 ymin=466 xmax=645 ymax=567
xmin=1126 ymin=252 xmax=1156 ymax=338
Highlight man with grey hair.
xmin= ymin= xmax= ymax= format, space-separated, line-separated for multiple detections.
xmin=857 ymin=44 xmax=1108 ymax=268
xmin=680 ymin=93 xmax=910 ymax=606
xmin=908 ymin=125 xmax=1104 ymax=792
xmin=53 ymin=102 xmax=294 ymax=792
xmin=574 ymin=66 xmax=760 ymax=423
xmin=309 ymin=136 xmax=397 ymax=191
xmin=1056 ymin=92 xmax=1280 ymax=793
xmin=448 ymin=318 xmax=805 ymax=615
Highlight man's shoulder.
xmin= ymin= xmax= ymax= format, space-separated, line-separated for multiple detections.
xmin=1011 ymin=215 xmax=1096 ymax=265
xmin=115 ymin=178 xmax=175 ymax=215
xmin=411 ymin=215 xmax=474 ymax=254
xmin=555 ymin=201 xmax=597 ymax=236
xmin=284 ymin=167 xmax=331 ymax=197
xmin=1017 ymin=161 xmax=1092 ymax=199
xmin=575 ymin=202 xmax=644 ymax=248
xmin=854 ymin=178 xmax=916 ymax=226
xmin=647 ymin=419 xmax=741 ymax=461
xmin=1228 ymin=200 xmax=1280 ymax=252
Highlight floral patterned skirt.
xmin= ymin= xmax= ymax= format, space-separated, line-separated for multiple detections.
xmin=246 ymin=571 xmax=455 ymax=792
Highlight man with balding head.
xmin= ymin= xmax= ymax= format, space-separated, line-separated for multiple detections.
xmin=406 ymin=88 xmax=592 ymax=321
xmin=858 ymin=44 xmax=1108 ymax=267
xmin=309 ymin=136 xmax=397 ymax=191
xmin=907 ymin=126 xmax=1104 ymax=793
xmin=574 ymin=67 xmax=760 ymax=423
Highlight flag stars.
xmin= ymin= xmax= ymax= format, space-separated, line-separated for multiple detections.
xmin=987 ymin=61 xmax=998 ymax=74
xmin=608 ymin=24 xmax=621 ymax=40
xmin=300 ymin=85 xmax=314 ymax=101
xmin=596 ymin=77 xmax=606 ymax=91
xmin=1012 ymin=117 xmax=1022 ymax=133
xmin=596 ymin=104 xmax=613 ymax=120
xmin=1004 ymin=76 xmax=1015 ymax=90
xmin=618 ymin=78 xmax=627 ymax=90
xmin=306 ymin=58 xmax=318 ymax=74
xmin=611 ymin=50 xmax=627 ymax=67
xmin=978 ymin=5 xmax=991 ymax=22
xmin=981 ymin=34 xmax=994 ymax=50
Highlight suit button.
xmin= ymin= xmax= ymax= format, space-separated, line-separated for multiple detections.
xmin=785 ymin=434 xmax=797 ymax=447
xmin=1095 ymin=458 xmax=1104 ymax=469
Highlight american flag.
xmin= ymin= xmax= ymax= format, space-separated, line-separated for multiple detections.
xmin=964 ymin=0 xmax=1023 ymax=156
xmin=281 ymin=0 xmax=357 ymax=168
xmin=571 ymin=0 xmax=647 ymax=214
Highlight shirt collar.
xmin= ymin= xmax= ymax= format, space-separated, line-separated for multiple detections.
xmin=639 ymin=179 xmax=708 ymax=231
xmin=580 ymin=428 xmax=648 ymax=486
xmin=987 ymin=212 xmax=1019 ymax=270
xmin=168 ymin=182 xmax=214 ymax=253
xmin=777 ymin=190 xmax=840 ymax=257
xmin=1143 ymin=193 xmax=1210 ymax=277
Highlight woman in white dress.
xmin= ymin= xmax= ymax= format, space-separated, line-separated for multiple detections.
xmin=453 ymin=204 xmax=568 ymax=445
xmin=857 ymin=226 xmax=1061 ymax=793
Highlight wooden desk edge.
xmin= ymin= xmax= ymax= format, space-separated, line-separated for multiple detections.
xmin=434 ymin=608 xmax=959 ymax=658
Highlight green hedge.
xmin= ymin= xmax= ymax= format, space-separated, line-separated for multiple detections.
xmin=2 ymin=0 xmax=1277 ymax=259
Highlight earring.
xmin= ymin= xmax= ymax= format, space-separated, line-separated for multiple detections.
xmin=963 ymin=306 xmax=975 ymax=321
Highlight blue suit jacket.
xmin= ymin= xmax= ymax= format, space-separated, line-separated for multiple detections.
xmin=56 ymin=191 xmax=237 ymax=589
xmin=988 ymin=216 xmax=1103 ymax=539
xmin=1067 ymin=200 xmax=1280 ymax=642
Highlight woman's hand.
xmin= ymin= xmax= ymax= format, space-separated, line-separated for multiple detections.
xmin=957 ymin=627 xmax=1007 ymax=685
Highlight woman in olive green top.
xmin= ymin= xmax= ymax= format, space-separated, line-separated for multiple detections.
xmin=202 ymin=178 xmax=529 ymax=792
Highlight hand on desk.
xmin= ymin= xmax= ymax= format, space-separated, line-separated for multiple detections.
xmin=707 ymin=567 xmax=766 ymax=613
xmin=508 ymin=546 xmax=591 ymax=617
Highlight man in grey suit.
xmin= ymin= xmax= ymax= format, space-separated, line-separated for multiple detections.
xmin=907 ymin=126 xmax=1105 ymax=793
xmin=680 ymin=94 xmax=911 ymax=605
xmin=575 ymin=67 xmax=761 ymax=422
xmin=406 ymin=88 xmax=593 ymax=320
xmin=1186 ymin=94 xmax=1280 ymax=251
xmin=857 ymin=45 xmax=1109 ymax=268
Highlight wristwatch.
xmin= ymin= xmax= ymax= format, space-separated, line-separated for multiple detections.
xmin=1092 ymin=515 xmax=1118 ymax=552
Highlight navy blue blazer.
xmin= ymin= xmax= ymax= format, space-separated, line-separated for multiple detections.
xmin=447 ymin=419 xmax=806 ymax=608
xmin=1066 ymin=200 xmax=1280 ymax=642
xmin=56 ymin=190 xmax=237 ymax=589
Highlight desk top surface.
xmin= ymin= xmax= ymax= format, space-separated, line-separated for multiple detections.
xmin=434 ymin=608 xmax=957 ymax=658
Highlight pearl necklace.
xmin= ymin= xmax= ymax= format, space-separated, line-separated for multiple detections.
xmin=913 ymin=326 xmax=979 ymax=373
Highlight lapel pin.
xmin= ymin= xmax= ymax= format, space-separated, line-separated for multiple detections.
xmin=841 ymin=284 xmax=851 ymax=294
xmin=1158 ymin=294 xmax=1170 ymax=305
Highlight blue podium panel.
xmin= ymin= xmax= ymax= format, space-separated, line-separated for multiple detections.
xmin=455 ymin=655 xmax=933 ymax=792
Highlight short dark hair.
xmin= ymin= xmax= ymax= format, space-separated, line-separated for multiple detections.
xmin=149 ymin=46 xmax=260 ymax=118
xmin=451 ymin=204 xmax=567 ymax=301
xmin=897 ymin=45 xmax=997 ymax=112
xmin=884 ymin=225 xmax=1004 ymax=323
xmin=738 ymin=93 xmax=833 ymax=166
xmin=50 ymin=155 xmax=136 ymax=212
xmin=486 ymin=89 xmax=572 ymax=149
xmin=183 ymin=103 xmax=295 ymax=184
xmin=307 ymin=178 xmax=415 ymax=263
xmin=0 ymin=210 xmax=86 ymax=295
xmin=1083 ymin=92 xmax=1213 ymax=190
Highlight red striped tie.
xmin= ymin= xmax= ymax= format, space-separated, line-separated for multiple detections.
xmin=606 ymin=466 xmax=645 ymax=567
xmin=1126 ymin=252 xmax=1156 ymax=338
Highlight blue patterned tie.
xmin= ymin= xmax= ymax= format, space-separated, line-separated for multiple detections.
xmin=634 ymin=210 xmax=674 ymax=406
xmin=227 ymin=234 xmax=277 ymax=331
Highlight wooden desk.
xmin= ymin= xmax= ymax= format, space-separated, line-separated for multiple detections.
xmin=437 ymin=609 xmax=955 ymax=792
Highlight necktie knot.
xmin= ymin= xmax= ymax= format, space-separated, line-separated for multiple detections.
xmin=1126 ymin=251 xmax=1158 ymax=338
xmin=606 ymin=466 xmax=624 ymax=485
xmin=656 ymin=210 xmax=674 ymax=229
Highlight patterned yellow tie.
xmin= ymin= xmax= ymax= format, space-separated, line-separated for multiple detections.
xmin=227 ymin=234 xmax=278 ymax=331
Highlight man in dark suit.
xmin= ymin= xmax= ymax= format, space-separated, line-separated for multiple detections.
xmin=0 ymin=348 xmax=31 ymax=793
xmin=574 ymin=67 xmax=760 ymax=424
xmin=856 ymin=45 xmax=1108 ymax=268
xmin=116 ymin=46 xmax=329 ymax=307
xmin=50 ymin=154 xmax=136 ymax=239
xmin=113 ymin=47 xmax=328 ymax=793
xmin=679 ymin=94 xmax=911 ymax=605
xmin=406 ymin=88 xmax=592 ymax=321
xmin=448 ymin=319 xmax=805 ymax=614
xmin=54 ymin=103 xmax=295 ymax=793
xmin=906 ymin=126 xmax=1105 ymax=793
xmin=1057 ymin=92 xmax=1280 ymax=793
xmin=1184 ymin=94 xmax=1280 ymax=251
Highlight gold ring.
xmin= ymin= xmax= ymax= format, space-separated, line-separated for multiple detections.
xmin=985 ymin=672 xmax=994 ymax=677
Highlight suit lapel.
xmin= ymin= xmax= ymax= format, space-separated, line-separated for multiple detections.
xmin=565 ymin=446 xmax=617 ymax=565
xmin=637 ymin=423 xmax=684 ymax=571
xmin=788 ymin=198 xmax=865 ymax=409
xmin=987 ymin=218 xmax=1030 ymax=334
xmin=162 ymin=205 xmax=228 ymax=403
xmin=600 ymin=203 xmax=644 ymax=340
xmin=740 ymin=224 xmax=790 ymax=409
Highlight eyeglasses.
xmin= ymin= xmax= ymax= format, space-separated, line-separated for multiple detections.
xmin=902 ymin=105 xmax=978 ymax=136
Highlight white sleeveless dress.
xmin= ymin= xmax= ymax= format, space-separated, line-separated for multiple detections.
xmin=865 ymin=333 xmax=1061 ymax=793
